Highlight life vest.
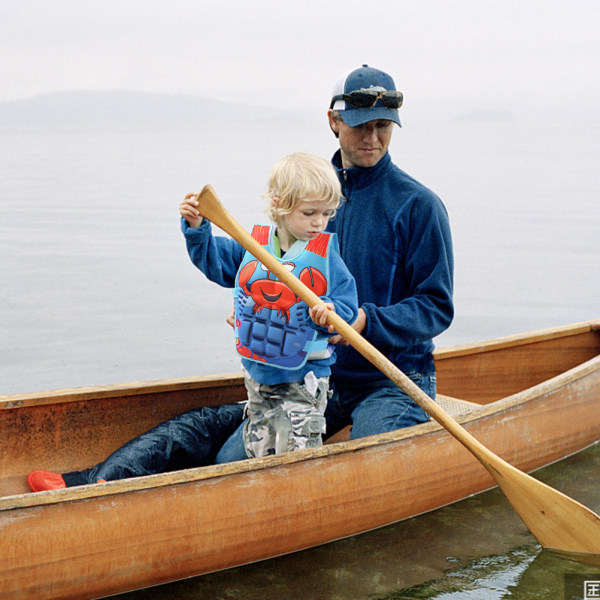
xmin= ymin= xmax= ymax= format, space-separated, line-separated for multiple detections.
xmin=234 ymin=224 xmax=335 ymax=370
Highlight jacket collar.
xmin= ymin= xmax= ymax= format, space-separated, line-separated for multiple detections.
xmin=331 ymin=150 xmax=391 ymax=191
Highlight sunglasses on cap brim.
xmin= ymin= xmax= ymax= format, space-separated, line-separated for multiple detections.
xmin=329 ymin=90 xmax=403 ymax=110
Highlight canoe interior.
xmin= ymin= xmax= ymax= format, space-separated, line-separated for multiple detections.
xmin=0 ymin=374 xmax=248 ymax=498
xmin=1 ymin=321 xmax=599 ymax=499
xmin=435 ymin=322 xmax=600 ymax=403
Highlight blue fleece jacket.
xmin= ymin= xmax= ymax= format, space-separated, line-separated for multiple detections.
xmin=327 ymin=150 xmax=454 ymax=384
xmin=181 ymin=218 xmax=359 ymax=385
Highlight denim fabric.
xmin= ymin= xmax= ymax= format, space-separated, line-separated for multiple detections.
xmin=215 ymin=371 xmax=436 ymax=464
xmin=215 ymin=420 xmax=247 ymax=464
xmin=62 ymin=373 xmax=436 ymax=483
xmin=324 ymin=372 xmax=435 ymax=440
xmin=64 ymin=403 xmax=245 ymax=485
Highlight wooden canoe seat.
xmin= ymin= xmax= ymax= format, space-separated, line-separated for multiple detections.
xmin=434 ymin=394 xmax=481 ymax=416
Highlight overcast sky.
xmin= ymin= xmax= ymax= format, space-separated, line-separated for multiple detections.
xmin=2 ymin=0 xmax=599 ymax=120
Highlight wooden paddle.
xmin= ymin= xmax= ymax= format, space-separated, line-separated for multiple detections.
xmin=194 ymin=184 xmax=600 ymax=554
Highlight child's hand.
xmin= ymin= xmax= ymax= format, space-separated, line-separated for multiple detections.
xmin=179 ymin=193 xmax=203 ymax=228
xmin=309 ymin=302 xmax=335 ymax=332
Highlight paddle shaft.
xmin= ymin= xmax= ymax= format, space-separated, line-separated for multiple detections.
xmin=195 ymin=186 xmax=491 ymax=456
xmin=194 ymin=184 xmax=600 ymax=554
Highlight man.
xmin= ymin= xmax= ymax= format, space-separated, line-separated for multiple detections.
xmin=27 ymin=65 xmax=453 ymax=490
xmin=215 ymin=64 xmax=453 ymax=460
xmin=322 ymin=64 xmax=454 ymax=439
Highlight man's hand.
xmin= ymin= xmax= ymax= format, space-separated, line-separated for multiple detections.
xmin=226 ymin=308 xmax=235 ymax=328
xmin=328 ymin=307 xmax=366 ymax=346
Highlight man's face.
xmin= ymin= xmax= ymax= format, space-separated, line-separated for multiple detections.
xmin=328 ymin=111 xmax=394 ymax=169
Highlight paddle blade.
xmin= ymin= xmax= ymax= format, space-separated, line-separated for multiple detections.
xmin=491 ymin=460 xmax=600 ymax=553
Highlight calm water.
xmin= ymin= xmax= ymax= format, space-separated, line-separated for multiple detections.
xmin=1 ymin=116 xmax=598 ymax=396
xmin=1 ymin=112 xmax=599 ymax=598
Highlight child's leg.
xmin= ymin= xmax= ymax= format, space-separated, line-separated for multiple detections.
xmin=242 ymin=372 xmax=329 ymax=458
xmin=283 ymin=373 xmax=328 ymax=451
xmin=242 ymin=374 xmax=285 ymax=458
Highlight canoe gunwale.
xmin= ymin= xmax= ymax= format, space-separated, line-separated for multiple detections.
xmin=0 ymin=372 xmax=246 ymax=409
xmin=433 ymin=319 xmax=599 ymax=360
xmin=3 ymin=346 xmax=598 ymax=513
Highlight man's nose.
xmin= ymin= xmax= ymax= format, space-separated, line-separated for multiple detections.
xmin=362 ymin=124 xmax=378 ymax=141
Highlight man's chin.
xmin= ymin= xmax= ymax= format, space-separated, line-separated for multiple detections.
xmin=356 ymin=152 xmax=383 ymax=168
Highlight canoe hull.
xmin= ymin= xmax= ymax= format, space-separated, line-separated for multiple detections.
xmin=1 ymin=321 xmax=599 ymax=599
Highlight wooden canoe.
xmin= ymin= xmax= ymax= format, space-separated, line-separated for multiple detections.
xmin=1 ymin=320 xmax=599 ymax=599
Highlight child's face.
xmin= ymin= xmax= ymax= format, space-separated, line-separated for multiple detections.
xmin=279 ymin=199 xmax=335 ymax=244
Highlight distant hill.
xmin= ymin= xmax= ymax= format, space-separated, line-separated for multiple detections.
xmin=0 ymin=90 xmax=305 ymax=133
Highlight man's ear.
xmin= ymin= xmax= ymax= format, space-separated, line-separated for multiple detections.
xmin=327 ymin=110 xmax=341 ymax=138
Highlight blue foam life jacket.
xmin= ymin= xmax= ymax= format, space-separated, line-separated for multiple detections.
xmin=234 ymin=224 xmax=335 ymax=370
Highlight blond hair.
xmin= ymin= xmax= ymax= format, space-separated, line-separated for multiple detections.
xmin=264 ymin=153 xmax=341 ymax=222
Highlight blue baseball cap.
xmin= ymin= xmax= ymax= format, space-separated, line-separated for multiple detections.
xmin=329 ymin=64 xmax=402 ymax=127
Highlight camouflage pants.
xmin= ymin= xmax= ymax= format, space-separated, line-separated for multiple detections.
xmin=242 ymin=371 xmax=329 ymax=458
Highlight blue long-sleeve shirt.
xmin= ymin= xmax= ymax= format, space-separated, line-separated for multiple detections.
xmin=327 ymin=150 xmax=454 ymax=383
xmin=181 ymin=218 xmax=359 ymax=385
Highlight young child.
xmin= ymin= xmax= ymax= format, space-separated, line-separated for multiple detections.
xmin=179 ymin=152 xmax=358 ymax=458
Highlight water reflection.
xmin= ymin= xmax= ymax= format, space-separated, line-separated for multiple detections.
xmin=373 ymin=546 xmax=600 ymax=600
xmin=116 ymin=444 xmax=599 ymax=599
xmin=505 ymin=549 xmax=600 ymax=600
xmin=374 ymin=545 xmax=539 ymax=599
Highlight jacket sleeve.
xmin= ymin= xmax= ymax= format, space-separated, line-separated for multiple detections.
xmin=361 ymin=196 xmax=454 ymax=349
xmin=181 ymin=218 xmax=245 ymax=288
